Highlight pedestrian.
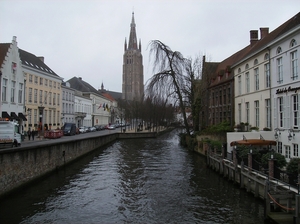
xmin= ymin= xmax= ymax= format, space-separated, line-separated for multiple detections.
xmin=27 ymin=129 xmax=31 ymax=140
xmin=32 ymin=129 xmax=35 ymax=141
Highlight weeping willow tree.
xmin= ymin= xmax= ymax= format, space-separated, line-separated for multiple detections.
xmin=146 ymin=40 xmax=191 ymax=135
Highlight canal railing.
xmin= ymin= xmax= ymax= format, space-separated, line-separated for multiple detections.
xmin=207 ymin=150 xmax=300 ymax=223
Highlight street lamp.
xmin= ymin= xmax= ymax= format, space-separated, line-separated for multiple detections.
xmin=274 ymin=128 xmax=280 ymax=139
xmin=288 ymin=129 xmax=294 ymax=141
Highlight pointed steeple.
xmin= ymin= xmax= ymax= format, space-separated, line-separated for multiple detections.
xmin=128 ymin=12 xmax=138 ymax=50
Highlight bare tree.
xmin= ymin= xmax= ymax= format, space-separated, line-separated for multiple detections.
xmin=146 ymin=40 xmax=191 ymax=135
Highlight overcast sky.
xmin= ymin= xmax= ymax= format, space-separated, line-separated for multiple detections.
xmin=1 ymin=0 xmax=299 ymax=93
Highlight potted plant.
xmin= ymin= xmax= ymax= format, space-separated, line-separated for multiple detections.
xmin=250 ymin=126 xmax=259 ymax=132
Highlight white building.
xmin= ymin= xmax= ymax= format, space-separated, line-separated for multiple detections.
xmin=0 ymin=36 xmax=26 ymax=134
xmin=228 ymin=12 xmax=300 ymax=160
xmin=270 ymin=18 xmax=300 ymax=161
xmin=61 ymin=82 xmax=75 ymax=126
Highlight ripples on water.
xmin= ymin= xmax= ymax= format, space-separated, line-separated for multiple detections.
xmin=0 ymin=130 xmax=265 ymax=223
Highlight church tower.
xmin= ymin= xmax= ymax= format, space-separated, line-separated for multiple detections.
xmin=122 ymin=12 xmax=144 ymax=101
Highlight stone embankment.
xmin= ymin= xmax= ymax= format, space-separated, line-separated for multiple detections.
xmin=0 ymin=128 xmax=168 ymax=198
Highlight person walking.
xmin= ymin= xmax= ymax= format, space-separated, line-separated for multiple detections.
xmin=32 ymin=129 xmax=35 ymax=141
xmin=27 ymin=129 xmax=31 ymax=141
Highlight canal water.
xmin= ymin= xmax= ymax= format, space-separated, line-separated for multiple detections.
xmin=0 ymin=130 xmax=265 ymax=223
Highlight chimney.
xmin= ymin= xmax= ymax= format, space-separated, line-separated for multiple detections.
xmin=38 ymin=57 xmax=44 ymax=62
xmin=79 ymin=77 xmax=82 ymax=80
xmin=250 ymin=30 xmax=258 ymax=46
xmin=260 ymin=27 xmax=269 ymax=39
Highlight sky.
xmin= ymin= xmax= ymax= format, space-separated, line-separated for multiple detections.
xmin=1 ymin=0 xmax=300 ymax=93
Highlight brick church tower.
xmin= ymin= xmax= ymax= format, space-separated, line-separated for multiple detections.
xmin=122 ymin=12 xmax=144 ymax=101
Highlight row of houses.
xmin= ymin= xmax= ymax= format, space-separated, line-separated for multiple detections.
xmin=201 ymin=12 xmax=300 ymax=161
xmin=0 ymin=36 xmax=121 ymax=135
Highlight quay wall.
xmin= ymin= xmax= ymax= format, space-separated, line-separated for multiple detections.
xmin=0 ymin=131 xmax=159 ymax=197
xmin=0 ymin=133 xmax=119 ymax=197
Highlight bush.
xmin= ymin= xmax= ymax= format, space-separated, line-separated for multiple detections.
xmin=287 ymin=158 xmax=300 ymax=174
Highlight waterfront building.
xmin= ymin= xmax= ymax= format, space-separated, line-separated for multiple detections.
xmin=0 ymin=36 xmax=27 ymax=134
xmin=228 ymin=12 xmax=300 ymax=160
xmin=19 ymin=48 xmax=63 ymax=133
xmin=122 ymin=12 xmax=144 ymax=101
xmin=269 ymin=13 xmax=300 ymax=161
xmin=74 ymin=90 xmax=92 ymax=127
xmin=67 ymin=77 xmax=113 ymax=126
xmin=61 ymin=82 xmax=76 ymax=126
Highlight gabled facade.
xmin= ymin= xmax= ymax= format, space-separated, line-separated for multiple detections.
xmin=20 ymin=49 xmax=63 ymax=134
xmin=0 ymin=36 xmax=26 ymax=134
xmin=122 ymin=12 xmax=144 ymax=101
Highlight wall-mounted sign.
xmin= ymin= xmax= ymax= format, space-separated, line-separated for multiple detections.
xmin=276 ymin=86 xmax=300 ymax=94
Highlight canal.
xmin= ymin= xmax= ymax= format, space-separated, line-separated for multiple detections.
xmin=0 ymin=130 xmax=265 ymax=223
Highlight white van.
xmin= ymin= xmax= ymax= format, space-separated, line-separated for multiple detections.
xmin=0 ymin=120 xmax=21 ymax=148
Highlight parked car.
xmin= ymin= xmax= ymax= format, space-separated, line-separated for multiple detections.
xmin=63 ymin=123 xmax=77 ymax=136
xmin=79 ymin=126 xmax=87 ymax=133
xmin=89 ymin=126 xmax=97 ymax=132
xmin=107 ymin=125 xmax=116 ymax=130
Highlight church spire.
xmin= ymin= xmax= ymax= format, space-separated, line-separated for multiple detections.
xmin=128 ymin=12 xmax=138 ymax=50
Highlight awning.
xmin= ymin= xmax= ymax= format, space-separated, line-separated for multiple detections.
xmin=230 ymin=139 xmax=277 ymax=146
xmin=18 ymin=112 xmax=27 ymax=121
xmin=10 ymin=112 xmax=19 ymax=120
xmin=2 ymin=111 xmax=11 ymax=119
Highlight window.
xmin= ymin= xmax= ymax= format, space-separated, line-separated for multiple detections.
xmin=238 ymin=103 xmax=241 ymax=124
xmin=28 ymin=88 xmax=32 ymax=103
xmin=277 ymin=57 xmax=283 ymax=83
xmin=53 ymin=93 xmax=56 ymax=105
xmin=57 ymin=94 xmax=60 ymax=106
xmin=34 ymin=76 xmax=38 ymax=84
xmin=54 ymin=82 xmax=56 ymax=88
xmin=44 ymin=91 xmax=47 ymax=104
xmin=264 ymin=53 xmax=269 ymax=60
xmin=49 ymin=110 xmax=52 ymax=124
xmin=277 ymin=47 xmax=282 ymax=54
xmin=39 ymin=90 xmax=43 ymax=104
xmin=34 ymin=89 xmax=38 ymax=103
xmin=49 ymin=92 xmax=52 ymax=105
xmin=2 ymin=78 xmax=7 ymax=101
xmin=245 ymin=64 xmax=249 ymax=70
xmin=245 ymin=102 xmax=249 ymax=124
xmin=238 ymin=75 xmax=241 ymax=95
xmin=278 ymin=142 xmax=282 ymax=154
xmin=292 ymin=95 xmax=299 ymax=128
xmin=254 ymin=59 xmax=258 ymax=65
xmin=279 ymin=97 xmax=284 ymax=128
xmin=290 ymin=39 xmax=297 ymax=47
xmin=29 ymin=74 xmax=33 ymax=83
xmin=12 ymin=62 xmax=17 ymax=74
xmin=11 ymin=81 xmax=15 ymax=103
xmin=285 ymin=145 xmax=291 ymax=159
xmin=34 ymin=109 xmax=37 ymax=125
xmin=265 ymin=63 xmax=270 ymax=88
xmin=245 ymin=72 xmax=250 ymax=93
xmin=291 ymin=51 xmax=298 ymax=80
xmin=40 ymin=78 xmax=43 ymax=85
xmin=18 ymin=83 xmax=23 ymax=104
xmin=254 ymin=68 xmax=259 ymax=91
xmin=49 ymin=80 xmax=52 ymax=87
xmin=266 ymin=99 xmax=271 ymax=128
xmin=293 ymin=144 xmax=299 ymax=157
xmin=45 ymin=79 xmax=48 ymax=86
xmin=255 ymin=100 xmax=259 ymax=127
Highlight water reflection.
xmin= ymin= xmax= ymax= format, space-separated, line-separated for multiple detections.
xmin=0 ymin=130 xmax=265 ymax=223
